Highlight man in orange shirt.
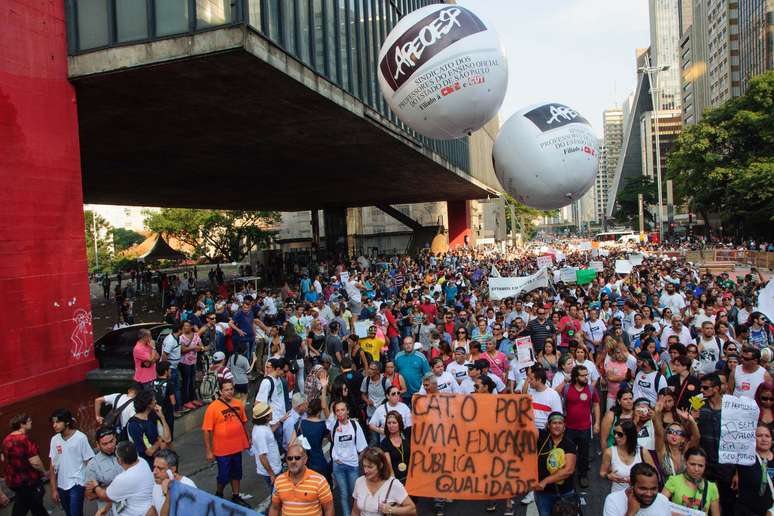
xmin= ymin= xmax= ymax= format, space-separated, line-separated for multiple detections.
xmin=269 ymin=442 xmax=333 ymax=516
xmin=201 ymin=380 xmax=250 ymax=507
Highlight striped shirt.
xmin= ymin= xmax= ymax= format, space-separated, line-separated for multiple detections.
xmin=271 ymin=467 xmax=333 ymax=515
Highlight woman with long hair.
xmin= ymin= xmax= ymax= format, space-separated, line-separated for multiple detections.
xmin=603 ymin=337 xmax=631 ymax=410
xmin=179 ymin=320 xmax=203 ymax=409
xmin=290 ymin=397 xmax=331 ymax=482
xmin=267 ymin=325 xmax=284 ymax=362
xmin=652 ymin=398 xmax=699 ymax=479
xmin=352 ymin=447 xmax=416 ymax=516
xmin=756 ymin=382 xmax=774 ymax=425
xmin=452 ymin=326 xmax=471 ymax=354
xmin=348 ymin=334 xmax=370 ymax=372
xmin=550 ymin=353 xmax=575 ymax=391
xmin=662 ymin=448 xmax=720 ymax=515
xmin=537 ymin=338 xmax=559 ymax=383
xmin=599 ymin=419 xmax=643 ymax=492
xmin=383 ymin=361 xmax=407 ymax=398
xmin=378 ymin=411 xmax=411 ymax=484
xmin=306 ymin=318 xmax=326 ymax=365
xmin=328 ymin=400 xmax=367 ymax=516
xmin=732 ymin=424 xmax=774 ymax=515
xmin=283 ymin=323 xmax=306 ymax=389
xmin=601 ymin=389 xmax=635 ymax=452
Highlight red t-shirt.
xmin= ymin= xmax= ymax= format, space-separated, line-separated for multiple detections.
xmin=133 ymin=342 xmax=156 ymax=383
xmin=420 ymin=302 xmax=437 ymax=320
xmin=559 ymin=316 xmax=582 ymax=346
xmin=385 ymin=310 xmax=400 ymax=339
xmin=1 ymin=433 xmax=42 ymax=488
xmin=564 ymin=384 xmax=599 ymax=430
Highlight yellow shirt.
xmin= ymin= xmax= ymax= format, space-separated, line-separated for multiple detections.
xmin=359 ymin=337 xmax=383 ymax=362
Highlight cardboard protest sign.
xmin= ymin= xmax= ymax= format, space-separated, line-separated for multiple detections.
xmin=516 ymin=337 xmax=535 ymax=368
xmin=667 ymin=502 xmax=706 ymax=516
xmin=170 ymin=481 xmax=260 ymax=516
xmin=719 ymin=394 xmax=759 ymax=465
xmin=536 ymin=255 xmax=552 ymax=270
xmin=559 ymin=267 xmax=578 ymax=283
xmin=488 ymin=268 xmax=550 ymax=300
xmin=628 ymin=253 xmax=644 ymax=266
xmin=407 ymin=394 xmax=539 ymax=500
xmin=578 ymin=241 xmax=592 ymax=251
xmin=589 ymin=261 xmax=604 ymax=272
xmin=575 ymin=269 xmax=597 ymax=285
xmin=614 ymin=260 xmax=633 ymax=275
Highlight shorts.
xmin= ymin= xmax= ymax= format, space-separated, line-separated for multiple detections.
xmin=349 ymin=301 xmax=363 ymax=316
xmin=216 ymin=452 xmax=243 ymax=484
xmin=234 ymin=383 xmax=248 ymax=394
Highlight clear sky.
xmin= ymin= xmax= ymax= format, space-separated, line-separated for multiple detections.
xmin=457 ymin=0 xmax=651 ymax=136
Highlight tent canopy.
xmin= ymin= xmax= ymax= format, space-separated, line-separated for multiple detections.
xmin=120 ymin=233 xmax=188 ymax=261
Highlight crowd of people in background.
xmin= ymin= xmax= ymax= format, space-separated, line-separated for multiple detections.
xmin=3 ymin=241 xmax=774 ymax=516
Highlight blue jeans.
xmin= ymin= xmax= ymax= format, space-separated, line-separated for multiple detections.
xmin=169 ymin=366 xmax=181 ymax=411
xmin=332 ymin=462 xmax=359 ymax=516
xmin=535 ymin=490 xmax=575 ymax=516
xmin=388 ymin=337 xmax=400 ymax=361
xmin=57 ymin=485 xmax=85 ymax=516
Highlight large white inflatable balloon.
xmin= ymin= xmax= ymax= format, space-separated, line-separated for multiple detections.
xmin=493 ymin=103 xmax=599 ymax=210
xmin=377 ymin=4 xmax=507 ymax=139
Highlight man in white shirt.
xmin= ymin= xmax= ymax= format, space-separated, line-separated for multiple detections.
xmin=49 ymin=409 xmax=95 ymax=516
xmin=522 ymin=367 xmax=562 ymax=430
xmin=446 ymin=347 xmax=471 ymax=385
xmin=88 ymin=440 xmax=154 ymax=516
xmin=94 ymin=382 xmax=142 ymax=432
xmin=658 ymin=283 xmax=686 ymax=314
xmin=582 ymin=308 xmax=607 ymax=352
xmin=418 ymin=359 xmax=459 ymax=394
xmin=149 ymin=449 xmax=196 ymax=516
xmin=660 ymin=316 xmax=693 ymax=349
xmin=603 ymin=463 xmax=672 ymax=515
xmin=256 ymin=359 xmax=289 ymax=439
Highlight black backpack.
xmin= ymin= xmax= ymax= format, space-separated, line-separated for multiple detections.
xmin=259 ymin=376 xmax=275 ymax=402
xmin=365 ymin=375 xmax=389 ymax=405
xmin=102 ymin=395 xmax=134 ymax=441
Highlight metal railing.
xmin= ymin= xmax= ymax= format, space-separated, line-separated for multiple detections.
xmin=66 ymin=0 xmax=470 ymax=173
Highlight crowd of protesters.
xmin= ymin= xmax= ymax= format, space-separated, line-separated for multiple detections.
xmin=3 ymin=241 xmax=774 ymax=516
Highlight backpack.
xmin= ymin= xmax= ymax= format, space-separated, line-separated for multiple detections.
xmin=365 ymin=375 xmax=389 ymax=404
xmin=102 ymin=395 xmax=134 ymax=440
xmin=259 ymin=376 xmax=275 ymax=403
xmin=330 ymin=418 xmax=361 ymax=450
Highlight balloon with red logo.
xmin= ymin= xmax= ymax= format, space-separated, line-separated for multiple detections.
xmin=377 ymin=4 xmax=508 ymax=139
xmin=493 ymin=102 xmax=600 ymax=210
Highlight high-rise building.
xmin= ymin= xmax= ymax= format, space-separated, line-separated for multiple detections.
xmin=650 ymin=0 xmax=684 ymax=110
xmin=595 ymin=111 xmax=624 ymax=224
xmin=739 ymin=0 xmax=774 ymax=94
xmin=706 ymin=0 xmax=740 ymax=106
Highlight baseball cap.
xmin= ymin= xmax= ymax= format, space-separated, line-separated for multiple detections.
xmin=292 ymin=393 xmax=307 ymax=408
xmin=212 ymin=351 xmax=226 ymax=362
xmin=413 ymin=342 xmax=424 ymax=351
xmin=252 ymin=402 xmax=272 ymax=420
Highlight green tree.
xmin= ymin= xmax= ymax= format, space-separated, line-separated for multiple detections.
xmin=667 ymin=70 xmax=774 ymax=237
xmin=502 ymin=194 xmax=557 ymax=239
xmin=84 ymin=210 xmax=113 ymax=273
xmin=613 ymin=176 xmax=657 ymax=229
xmin=143 ymin=209 xmax=281 ymax=262
xmin=112 ymin=227 xmax=145 ymax=252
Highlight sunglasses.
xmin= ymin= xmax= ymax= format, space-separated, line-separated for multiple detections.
xmin=700 ymin=385 xmax=715 ymax=391
xmin=613 ymin=431 xmax=624 ymax=438
xmin=666 ymin=428 xmax=686 ymax=437
xmin=761 ymin=397 xmax=774 ymax=402
xmin=286 ymin=455 xmax=303 ymax=462
xmin=389 ymin=391 xmax=400 ymax=396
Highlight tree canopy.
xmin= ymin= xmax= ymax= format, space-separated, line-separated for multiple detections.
xmin=502 ymin=194 xmax=557 ymax=239
xmin=612 ymin=176 xmax=657 ymax=229
xmin=84 ymin=210 xmax=113 ymax=273
xmin=667 ymin=70 xmax=774 ymax=237
xmin=143 ymin=209 xmax=281 ymax=262
xmin=112 ymin=227 xmax=145 ymax=252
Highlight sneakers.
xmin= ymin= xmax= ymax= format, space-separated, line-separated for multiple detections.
xmin=485 ymin=502 xmax=496 ymax=512
xmin=231 ymin=494 xmax=251 ymax=508
xmin=520 ymin=490 xmax=534 ymax=505
xmin=183 ymin=402 xmax=197 ymax=410
xmin=193 ymin=399 xmax=204 ymax=407
xmin=579 ymin=475 xmax=589 ymax=489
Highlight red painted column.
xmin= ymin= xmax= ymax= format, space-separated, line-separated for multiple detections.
xmin=447 ymin=200 xmax=472 ymax=249
xmin=0 ymin=1 xmax=95 ymax=405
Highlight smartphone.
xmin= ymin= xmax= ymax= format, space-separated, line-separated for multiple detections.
xmin=166 ymin=469 xmax=175 ymax=480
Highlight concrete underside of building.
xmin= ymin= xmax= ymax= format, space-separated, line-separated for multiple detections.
xmin=71 ymin=26 xmax=499 ymax=211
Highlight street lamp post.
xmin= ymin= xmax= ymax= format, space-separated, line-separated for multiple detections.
xmin=639 ymin=57 xmax=669 ymax=240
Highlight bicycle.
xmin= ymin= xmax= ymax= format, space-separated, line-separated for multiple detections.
xmin=198 ymin=352 xmax=218 ymax=402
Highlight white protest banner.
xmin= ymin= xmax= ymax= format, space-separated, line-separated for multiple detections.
xmin=719 ymin=394 xmax=759 ymax=465
xmin=589 ymin=261 xmax=604 ymax=272
xmin=559 ymin=267 xmax=578 ymax=283
xmin=591 ymin=248 xmax=599 ymax=258
xmin=490 ymin=266 xmax=502 ymax=278
xmin=515 ymin=337 xmax=535 ymax=368
xmin=628 ymin=253 xmax=644 ymax=266
xmin=536 ymin=255 xmax=552 ymax=270
xmin=666 ymin=502 xmax=707 ymax=516
xmin=615 ymin=260 xmax=633 ymax=275
xmin=554 ymin=251 xmax=566 ymax=263
xmin=354 ymin=319 xmax=372 ymax=338
xmin=599 ymin=249 xmax=609 ymax=257
xmin=489 ymin=268 xmax=550 ymax=300
xmin=339 ymin=271 xmax=349 ymax=284
xmin=578 ymin=241 xmax=592 ymax=251
xmin=758 ymin=278 xmax=774 ymax=322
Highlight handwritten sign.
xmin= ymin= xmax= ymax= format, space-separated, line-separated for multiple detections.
xmin=575 ymin=269 xmax=597 ymax=285
xmin=536 ymin=255 xmax=552 ymax=270
xmin=719 ymin=394 xmax=759 ymax=465
xmin=516 ymin=337 xmax=535 ymax=368
xmin=339 ymin=271 xmax=349 ymax=284
xmin=559 ymin=267 xmax=578 ymax=284
xmin=407 ymin=394 xmax=538 ymax=500
xmin=589 ymin=261 xmax=604 ymax=272
xmin=628 ymin=253 xmax=644 ymax=266
xmin=667 ymin=501 xmax=707 ymax=516
xmin=614 ymin=260 xmax=633 ymax=274
xmin=170 ymin=481 xmax=262 ymax=516
xmin=488 ymin=269 xmax=550 ymax=300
